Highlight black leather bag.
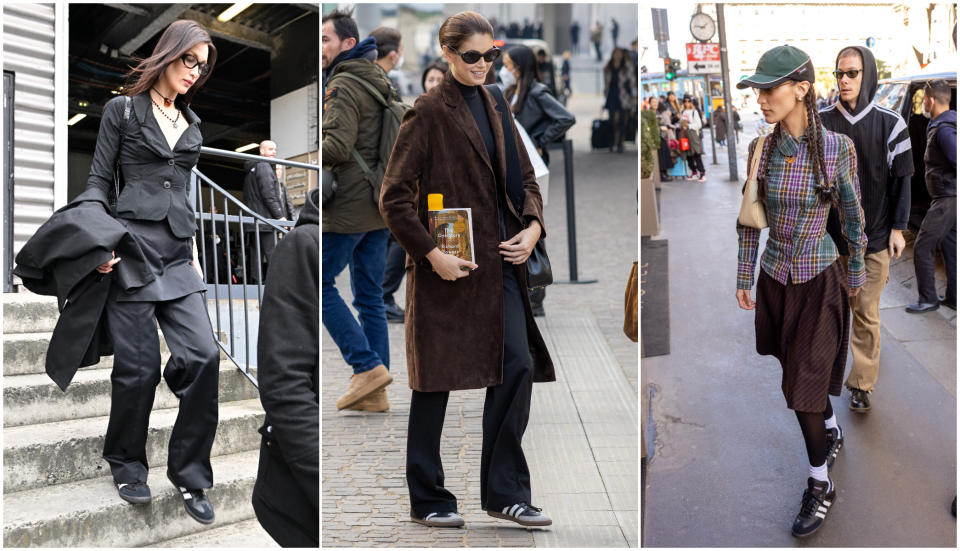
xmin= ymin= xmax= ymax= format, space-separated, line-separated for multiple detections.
xmin=525 ymin=238 xmax=553 ymax=289
xmin=321 ymin=168 xmax=338 ymax=206
xmin=485 ymin=84 xmax=553 ymax=290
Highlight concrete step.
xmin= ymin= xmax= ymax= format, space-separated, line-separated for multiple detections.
xmin=153 ymin=518 xmax=280 ymax=548
xmin=2 ymin=330 xmax=228 ymax=376
xmin=4 ymin=399 xmax=264 ymax=493
xmin=2 ymin=292 xmax=59 ymax=334
xmin=3 ymin=362 xmax=259 ymax=427
xmin=3 ymin=449 xmax=261 ymax=548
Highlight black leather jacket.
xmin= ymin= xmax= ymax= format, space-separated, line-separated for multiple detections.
xmin=513 ymin=81 xmax=576 ymax=148
xmin=243 ymin=159 xmax=294 ymax=220
xmin=74 ymin=92 xmax=203 ymax=239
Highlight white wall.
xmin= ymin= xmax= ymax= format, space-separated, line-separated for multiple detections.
xmin=270 ymin=81 xmax=319 ymax=159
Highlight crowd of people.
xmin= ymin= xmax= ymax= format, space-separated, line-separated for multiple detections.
xmin=643 ymin=91 xmax=739 ymax=181
xmin=485 ymin=16 xmax=624 ymax=63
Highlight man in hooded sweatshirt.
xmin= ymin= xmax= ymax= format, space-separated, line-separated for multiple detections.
xmin=322 ymin=7 xmax=394 ymax=412
xmin=821 ymin=45 xmax=914 ymax=414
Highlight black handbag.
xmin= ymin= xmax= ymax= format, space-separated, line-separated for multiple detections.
xmin=525 ymin=238 xmax=553 ymax=289
xmin=322 ymin=168 xmax=338 ymax=206
xmin=485 ymin=84 xmax=553 ymax=290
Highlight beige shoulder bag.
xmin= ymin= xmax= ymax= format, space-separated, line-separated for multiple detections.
xmin=738 ymin=136 xmax=768 ymax=229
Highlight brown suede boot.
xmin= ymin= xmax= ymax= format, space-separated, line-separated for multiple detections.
xmin=336 ymin=365 xmax=392 ymax=410
xmin=344 ymin=388 xmax=389 ymax=412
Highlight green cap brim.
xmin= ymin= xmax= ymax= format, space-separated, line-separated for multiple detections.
xmin=736 ymin=72 xmax=791 ymax=90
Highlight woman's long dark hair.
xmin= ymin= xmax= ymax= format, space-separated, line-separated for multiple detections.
xmin=124 ymin=20 xmax=217 ymax=105
xmin=420 ymin=60 xmax=449 ymax=92
xmin=604 ymin=47 xmax=626 ymax=73
xmin=504 ymin=45 xmax=539 ymax=114
xmin=757 ymin=85 xmax=829 ymax=201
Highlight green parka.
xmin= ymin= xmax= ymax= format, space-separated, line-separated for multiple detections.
xmin=321 ymin=58 xmax=398 ymax=233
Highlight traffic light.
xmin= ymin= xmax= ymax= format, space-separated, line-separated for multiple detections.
xmin=664 ymin=58 xmax=682 ymax=80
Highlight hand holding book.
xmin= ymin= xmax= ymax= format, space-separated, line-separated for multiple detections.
xmin=426 ymin=247 xmax=478 ymax=281
xmin=426 ymin=194 xmax=478 ymax=281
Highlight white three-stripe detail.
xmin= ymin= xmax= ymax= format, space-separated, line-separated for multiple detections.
xmin=823 ymin=500 xmax=832 ymax=506
xmin=510 ymin=504 xmax=522 ymax=517
xmin=815 ymin=512 xmax=826 ymax=518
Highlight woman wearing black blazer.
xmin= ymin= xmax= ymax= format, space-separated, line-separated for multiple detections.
xmin=379 ymin=11 xmax=556 ymax=529
xmin=73 ymin=20 xmax=220 ymax=524
xmin=501 ymin=44 xmax=575 ymax=316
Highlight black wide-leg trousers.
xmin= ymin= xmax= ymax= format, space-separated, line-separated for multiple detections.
xmin=103 ymin=291 xmax=220 ymax=489
xmin=406 ymin=262 xmax=535 ymax=517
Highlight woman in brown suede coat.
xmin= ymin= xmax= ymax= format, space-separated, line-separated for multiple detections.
xmin=379 ymin=11 xmax=556 ymax=529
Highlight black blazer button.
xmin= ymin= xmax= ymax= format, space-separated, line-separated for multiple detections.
xmin=163 ymin=181 xmax=171 ymax=189
xmin=168 ymin=159 xmax=175 ymax=166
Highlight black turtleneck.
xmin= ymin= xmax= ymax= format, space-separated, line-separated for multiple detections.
xmin=456 ymin=79 xmax=495 ymax=164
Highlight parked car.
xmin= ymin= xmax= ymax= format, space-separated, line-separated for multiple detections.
xmin=874 ymin=71 xmax=957 ymax=230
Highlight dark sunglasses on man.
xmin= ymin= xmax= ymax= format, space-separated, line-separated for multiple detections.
xmin=181 ymin=53 xmax=210 ymax=76
xmin=449 ymin=46 xmax=501 ymax=64
xmin=833 ymin=69 xmax=861 ymax=80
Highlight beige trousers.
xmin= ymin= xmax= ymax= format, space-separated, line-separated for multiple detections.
xmin=839 ymin=249 xmax=891 ymax=392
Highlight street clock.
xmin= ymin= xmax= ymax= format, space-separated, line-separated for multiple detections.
xmin=690 ymin=12 xmax=716 ymax=42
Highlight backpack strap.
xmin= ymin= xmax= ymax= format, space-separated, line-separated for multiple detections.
xmin=332 ymin=71 xmax=389 ymax=108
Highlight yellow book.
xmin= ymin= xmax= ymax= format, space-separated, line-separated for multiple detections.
xmin=427 ymin=194 xmax=475 ymax=264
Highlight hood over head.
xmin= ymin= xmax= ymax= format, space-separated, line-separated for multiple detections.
xmin=836 ymin=45 xmax=878 ymax=116
xmin=296 ymin=188 xmax=319 ymax=227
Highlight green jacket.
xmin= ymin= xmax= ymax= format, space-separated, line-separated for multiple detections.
xmin=321 ymin=58 xmax=397 ymax=234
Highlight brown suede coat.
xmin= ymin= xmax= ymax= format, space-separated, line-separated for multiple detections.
xmin=379 ymin=71 xmax=556 ymax=392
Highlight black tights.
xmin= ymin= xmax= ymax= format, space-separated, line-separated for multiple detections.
xmin=794 ymin=399 xmax=834 ymax=467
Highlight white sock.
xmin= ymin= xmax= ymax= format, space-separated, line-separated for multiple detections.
xmin=809 ymin=462 xmax=831 ymax=492
xmin=824 ymin=413 xmax=839 ymax=432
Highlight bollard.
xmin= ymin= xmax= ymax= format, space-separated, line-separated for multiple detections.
xmin=555 ymin=139 xmax=597 ymax=285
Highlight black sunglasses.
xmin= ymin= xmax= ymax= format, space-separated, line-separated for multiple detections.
xmin=181 ymin=53 xmax=210 ymax=76
xmin=833 ymin=69 xmax=861 ymax=80
xmin=450 ymin=46 xmax=501 ymax=64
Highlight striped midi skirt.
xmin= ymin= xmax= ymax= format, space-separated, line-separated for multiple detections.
xmin=755 ymin=260 xmax=850 ymax=413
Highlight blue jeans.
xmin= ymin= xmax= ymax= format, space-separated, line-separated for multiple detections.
xmin=322 ymin=229 xmax=390 ymax=374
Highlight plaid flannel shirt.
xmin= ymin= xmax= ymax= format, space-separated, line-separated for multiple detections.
xmin=737 ymin=127 xmax=867 ymax=291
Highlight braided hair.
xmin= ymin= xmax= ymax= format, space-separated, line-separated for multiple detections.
xmin=757 ymin=85 xmax=830 ymax=203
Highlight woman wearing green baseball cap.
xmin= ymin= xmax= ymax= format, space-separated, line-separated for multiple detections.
xmin=734 ymin=44 xmax=867 ymax=538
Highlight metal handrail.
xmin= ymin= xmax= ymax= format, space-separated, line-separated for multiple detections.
xmin=190 ymin=148 xmax=318 ymax=390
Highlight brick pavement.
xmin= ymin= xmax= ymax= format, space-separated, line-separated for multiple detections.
xmin=322 ymin=92 xmax=639 ymax=547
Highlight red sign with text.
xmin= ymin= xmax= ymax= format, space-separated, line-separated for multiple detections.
xmin=686 ymin=43 xmax=721 ymax=74
xmin=686 ymin=42 xmax=720 ymax=62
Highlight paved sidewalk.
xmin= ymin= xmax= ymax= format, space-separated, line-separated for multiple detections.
xmin=641 ymin=115 xmax=956 ymax=547
xmin=322 ymin=93 xmax=639 ymax=547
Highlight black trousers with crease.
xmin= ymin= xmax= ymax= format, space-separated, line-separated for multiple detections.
xmin=103 ymin=291 xmax=220 ymax=489
xmin=406 ymin=261 xmax=534 ymax=517
xmin=914 ymin=195 xmax=957 ymax=304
